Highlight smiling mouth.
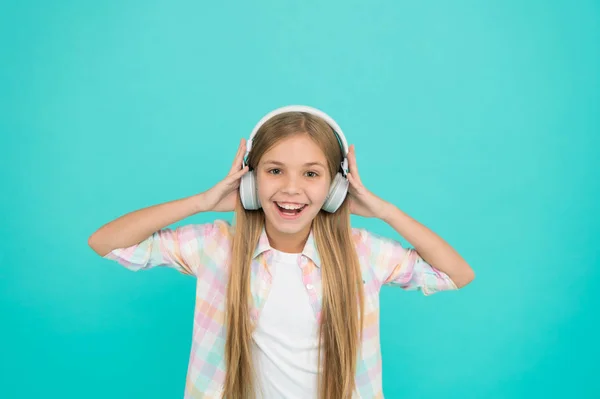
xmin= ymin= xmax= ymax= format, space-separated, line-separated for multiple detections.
xmin=273 ymin=202 xmax=308 ymax=217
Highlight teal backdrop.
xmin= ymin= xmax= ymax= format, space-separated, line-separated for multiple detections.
xmin=1 ymin=1 xmax=598 ymax=398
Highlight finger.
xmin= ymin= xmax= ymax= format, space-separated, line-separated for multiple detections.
xmin=347 ymin=172 xmax=357 ymax=186
xmin=222 ymin=165 xmax=248 ymax=188
xmin=349 ymin=145 xmax=361 ymax=183
xmin=229 ymin=139 xmax=247 ymax=175
xmin=238 ymin=164 xmax=249 ymax=176
xmin=230 ymin=165 xmax=249 ymax=181
xmin=347 ymin=173 xmax=364 ymax=192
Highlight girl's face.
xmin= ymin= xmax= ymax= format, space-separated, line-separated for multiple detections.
xmin=255 ymin=134 xmax=332 ymax=251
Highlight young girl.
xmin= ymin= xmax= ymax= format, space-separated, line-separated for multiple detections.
xmin=88 ymin=105 xmax=474 ymax=399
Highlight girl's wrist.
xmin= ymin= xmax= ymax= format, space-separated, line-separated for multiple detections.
xmin=378 ymin=201 xmax=396 ymax=222
xmin=192 ymin=192 xmax=208 ymax=214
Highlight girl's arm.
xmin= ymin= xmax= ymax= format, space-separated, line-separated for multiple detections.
xmin=88 ymin=138 xmax=250 ymax=258
xmin=88 ymin=193 xmax=206 ymax=257
xmin=379 ymin=203 xmax=475 ymax=289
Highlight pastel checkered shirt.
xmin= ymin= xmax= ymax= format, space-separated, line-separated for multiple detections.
xmin=103 ymin=220 xmax=457 ymax=398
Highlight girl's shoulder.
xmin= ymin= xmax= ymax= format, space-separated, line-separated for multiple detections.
xmin=207 ymin=219 xmax=235 ymax=244
xmin=350 ymin=226 xmax=374 ymax=257
xmin=174 ymin=219 xmax=234 ymax=246
xmin=350 ymin=225 xmax=374 ymax=244
xmin=212 ymin=218 xmax=234 ymax=234
xmin=349 ymin=225 xmax=405 ymax=255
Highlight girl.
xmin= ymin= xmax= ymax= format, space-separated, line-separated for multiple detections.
xmin=88 ymin=105 xmax=474 ymax=399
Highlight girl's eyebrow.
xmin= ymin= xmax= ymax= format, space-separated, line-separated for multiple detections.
xmin=262 ymin=160 xmax=326 ymax=169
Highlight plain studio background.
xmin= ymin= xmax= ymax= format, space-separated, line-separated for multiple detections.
xmin=1 ymin=1 xmax=598 ymax=398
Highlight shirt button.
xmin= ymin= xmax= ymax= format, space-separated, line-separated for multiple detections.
xmin=306 ymin=284 xmax=314 ymax=290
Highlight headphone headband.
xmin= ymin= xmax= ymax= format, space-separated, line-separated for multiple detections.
xmin=243 ymin=105 xmax=349 ymax=175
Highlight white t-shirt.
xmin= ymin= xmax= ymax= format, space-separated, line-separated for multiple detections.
xmin=251 ymin=249 xmax=322 ymax=398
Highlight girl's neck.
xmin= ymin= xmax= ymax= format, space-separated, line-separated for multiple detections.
xmin=264 ymin=222 xmax=310 ymax=254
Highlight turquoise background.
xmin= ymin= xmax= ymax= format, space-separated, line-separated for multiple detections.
xmin=1 ymin=0 xmax=598 ymax=398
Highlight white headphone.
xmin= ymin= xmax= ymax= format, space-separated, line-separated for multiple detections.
xmin=239 ymin=105 xmax=349 ymax=213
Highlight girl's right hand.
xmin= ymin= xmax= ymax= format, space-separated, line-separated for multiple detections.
xmin=200 ymin=138 xmax=250 ymax=212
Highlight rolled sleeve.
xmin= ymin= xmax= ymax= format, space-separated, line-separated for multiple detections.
xmin=363 ymin=229 xmax=457 ymax=295
xmin=102 ymin=222 xmax=222 ymax=277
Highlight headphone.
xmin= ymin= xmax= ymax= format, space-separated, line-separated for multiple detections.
xmin=239 ymin=105 xmax=349 ymax=213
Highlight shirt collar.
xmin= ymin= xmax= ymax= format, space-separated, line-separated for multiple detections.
xmin=252 ymin=225 xmax=322 ymax=268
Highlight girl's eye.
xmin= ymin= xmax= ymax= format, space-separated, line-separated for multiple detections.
xmin=267 ymin=169 xmax=319 ymax=177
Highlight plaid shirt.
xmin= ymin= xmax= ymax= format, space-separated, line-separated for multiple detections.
xmin=103 ymin=219 xmax=457 ymax=398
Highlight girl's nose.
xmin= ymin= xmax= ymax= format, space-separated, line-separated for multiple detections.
xmin=281 ymin=175 xmax=301 ymax=194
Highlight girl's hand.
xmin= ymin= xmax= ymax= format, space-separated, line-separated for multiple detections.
xmin=200 ymin=138 xmax=250 ymax=212
xmin=346 ymin=144 xmax=390 ymax=219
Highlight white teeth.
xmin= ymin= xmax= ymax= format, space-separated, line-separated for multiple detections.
xmin=276 ymin=202 xmax=305 ymax=210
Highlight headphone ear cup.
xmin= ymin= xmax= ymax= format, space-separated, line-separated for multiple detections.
xmin=239 ymin=171 xmax=261 ymax=210
xmin=322 ymin=172 xmax=349 ymax=213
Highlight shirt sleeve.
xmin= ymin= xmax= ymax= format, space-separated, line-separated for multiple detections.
xmin=102 ymin=221 xmax=227 ymax=277
xmin=360 ymin=228 xmax=458 ymax=295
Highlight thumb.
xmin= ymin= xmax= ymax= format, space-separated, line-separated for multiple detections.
xmin=234 ymin=165 xmax=249 ymax=178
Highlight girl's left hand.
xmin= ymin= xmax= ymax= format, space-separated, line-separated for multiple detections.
xmin=346 ymin=144 xmax=390 ymax=219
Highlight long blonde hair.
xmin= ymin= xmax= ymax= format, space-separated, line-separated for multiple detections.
xmin=223 ymin=112 xmax=365 ymax=398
